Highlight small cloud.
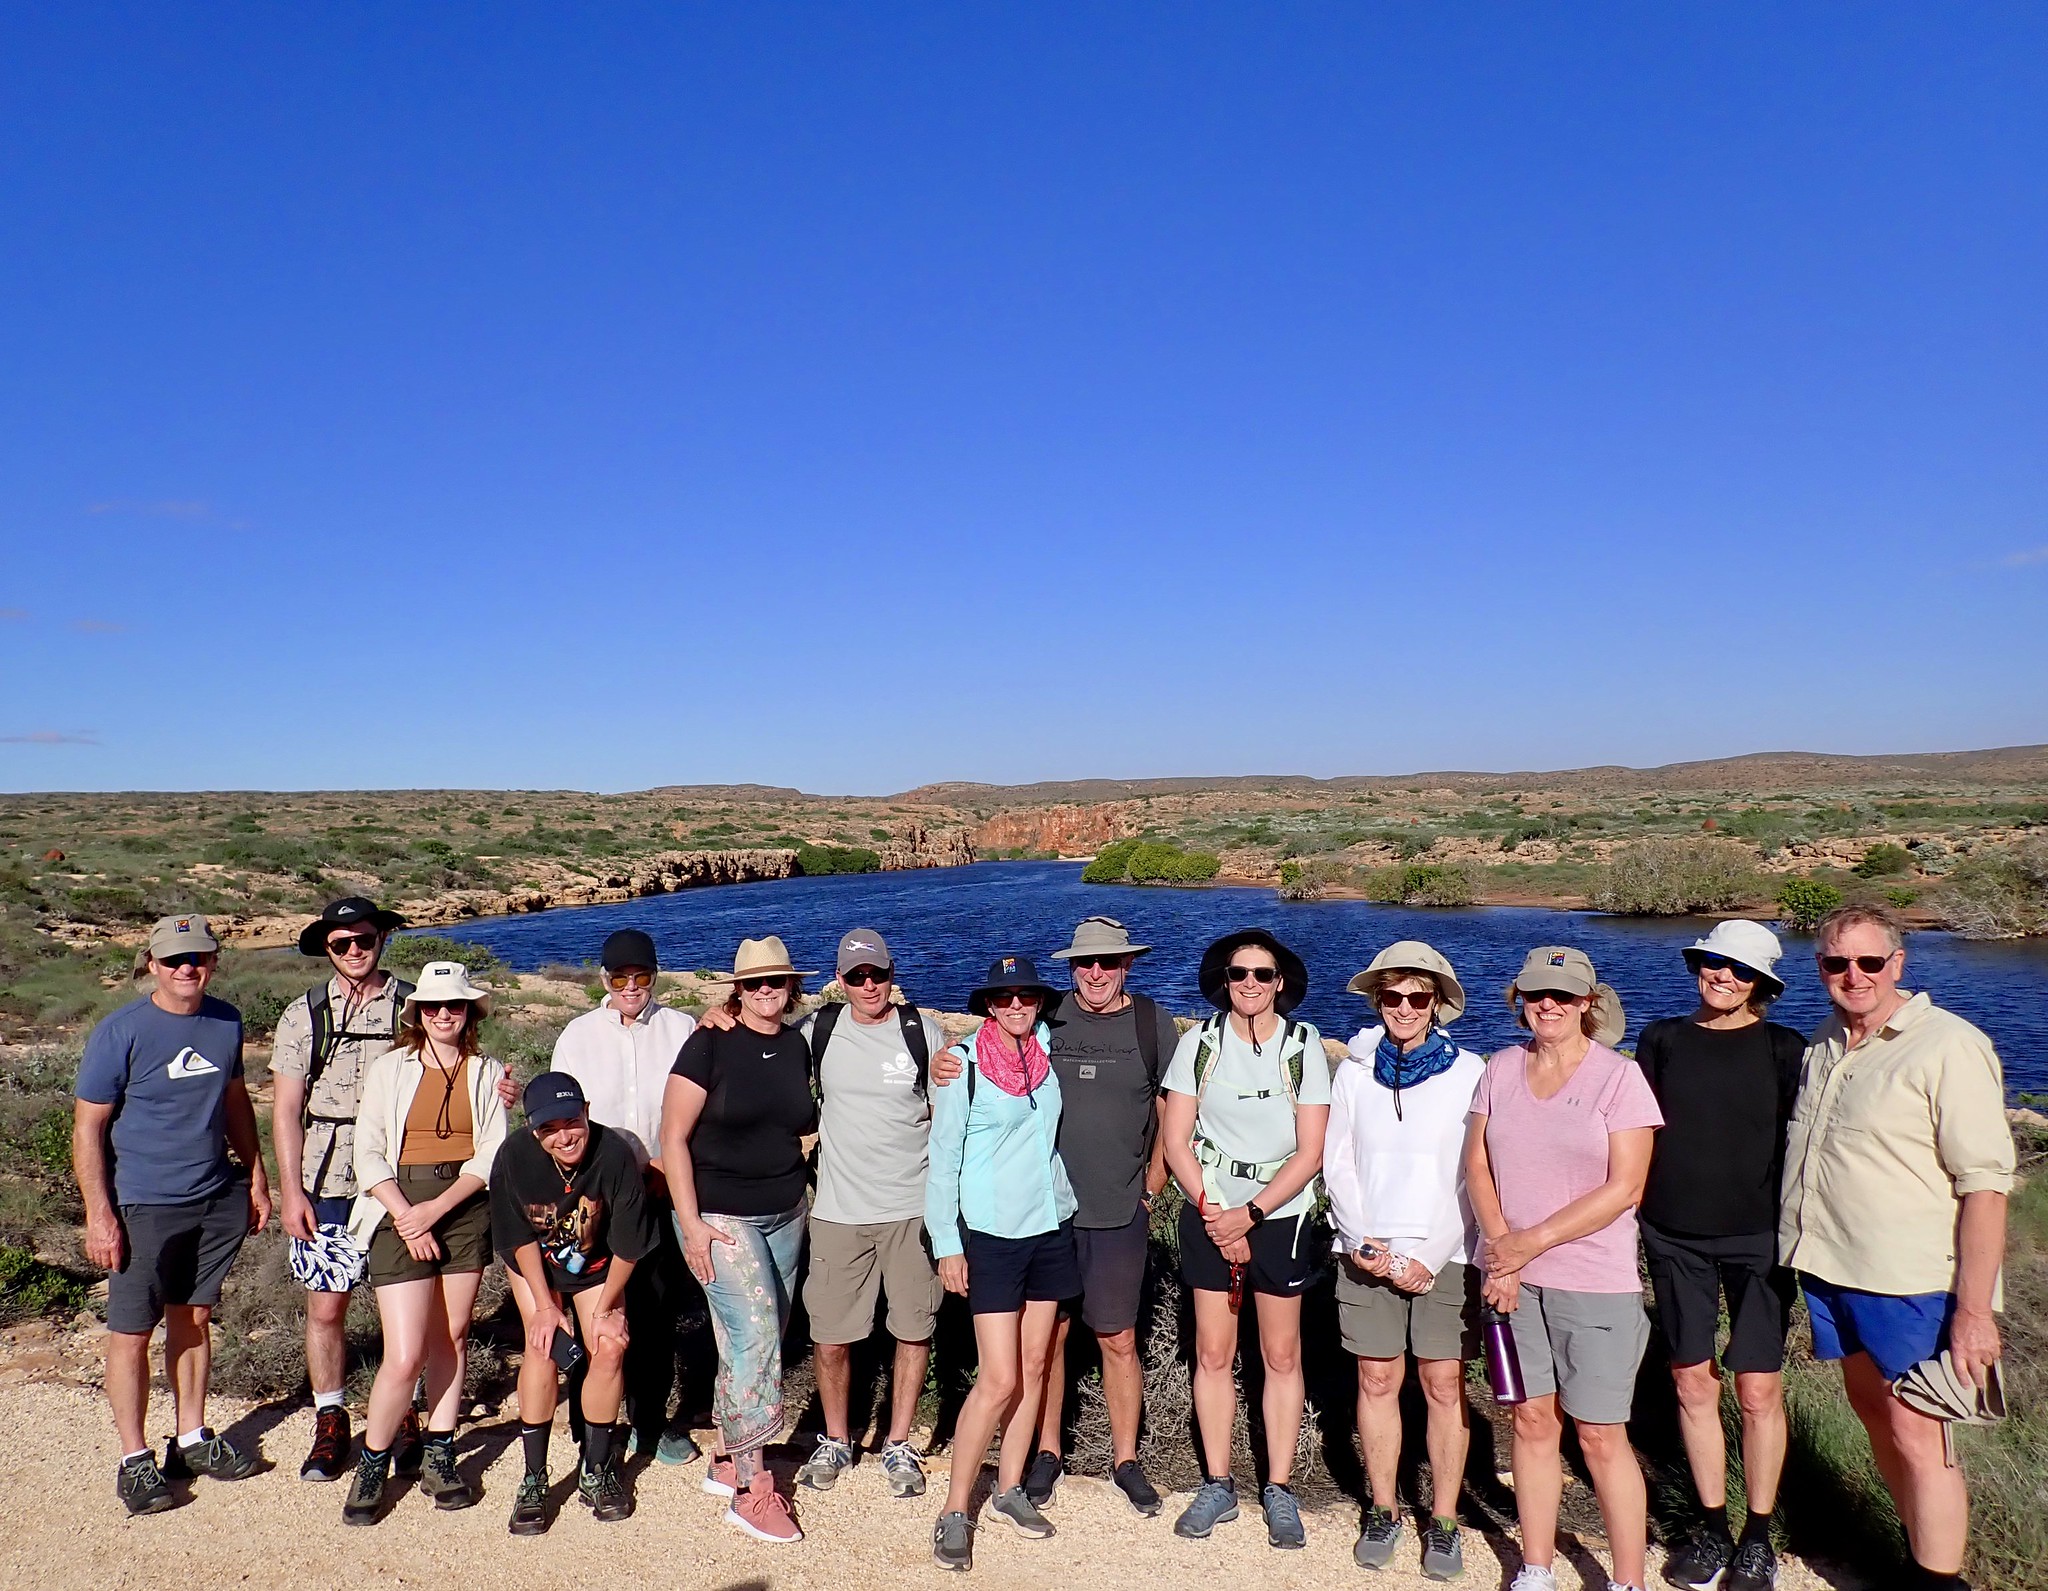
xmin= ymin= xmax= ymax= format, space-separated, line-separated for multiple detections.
xmin=0 ymin=730 xmax=100 ymax=746
xmin=0 ymin=607 xmax=25 ymax=621
xmin=85 ymin=498 xmax=251 ymax=530
xmin=71 ymin=618 xmax=126 ymax=634
xmin=1998 ymin=545 xmax=2048 ymax=568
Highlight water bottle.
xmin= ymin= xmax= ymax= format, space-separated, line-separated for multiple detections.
xmin=1482 ymin=1305 xmax=1527 ymax=1405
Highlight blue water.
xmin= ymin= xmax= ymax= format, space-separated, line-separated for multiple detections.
xmin=425 ymin=861 xmax=2048 ymax=1098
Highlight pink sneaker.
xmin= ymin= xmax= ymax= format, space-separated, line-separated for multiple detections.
xmin=702 ymin=1456 xmax=738 ymax=1498
xmin=725 ymin=1482 xmax=803 ymax=1544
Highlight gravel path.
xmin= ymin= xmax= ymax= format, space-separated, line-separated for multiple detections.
xmin=0 ymin=1380 xmax=1861 ymax=1591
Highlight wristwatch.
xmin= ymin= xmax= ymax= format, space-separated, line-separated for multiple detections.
xmin=1245 ymin=1200 xmax=1267 ymax=1228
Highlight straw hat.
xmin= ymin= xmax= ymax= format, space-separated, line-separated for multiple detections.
xmin=715 ymin=936 xmax=817 ymax=982
xmin=1345 ymin=941 xmax=1467 ymax=1024
xmin=401 ymin=960 xmax=493 ymax=1021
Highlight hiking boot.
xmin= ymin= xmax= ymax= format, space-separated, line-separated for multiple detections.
xmin=301 ymin=1406 xmax=352 ymax=1481
xmin=163 ymin=1430 xmax=257 ymax=1481
xmin=989 ymin=1484 xmax=1056 ymax=1539
xmin=341 ymin=1447 xmax=390 ymax=1526
xmin=508 ymin=1471 xmax=550 ymax=1535
xmin=116 ymin=1452 xmax=175 ymax=1516
xmin=932 ymin=1509 xmax=974 ymax=1571
xmin=1421 ymin=1518 xmax=1466 ymax=1580
xmin=1510 ymin=1569 xmax=1557 ymax=1591
xmin=1022 ymin=1447 xmax=1062 ymax=1507
xmin=880 ymin=1439 xmax=927 ymax=1498
xmin=701 ymin=1455 xmax=739 ymax=1497
xmin=391 ymin=1407 xmax=424 ymax=1477
xmin=1354 ymin=1504 xmax=1403 ymax=1567
xmin=417 ymin=1435 xmax=474 ymax=1510
xmin=799 ymin=1435 xmax=855 ymax=1491
xmin=1112 ymin=1457 xmax=1162 ymax=1517
xmin=1663 ymin=1527 xmax=1733 ymax=1589
xmin=1726 ymin=1537 xmax=1778 ymax=1591
xmin=579 ymin=1460 xmax=633 ymax=1523
xmin=1262 ymin=1482 xmax=1306 ymax=1549
xmin=1173 ymin=1477 xmax=1240 ymax=1539
xmin=655 ymin=1424 xmax=702 ymax=1466
xmin=725 ymin=1481 xmax=803 ymax=1543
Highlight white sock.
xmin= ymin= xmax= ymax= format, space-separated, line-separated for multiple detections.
xmin=122 ymin=1449 xmax=150 ymax=1463
xmin=177 ymin=1427 xmax=209 ymax=1448
xmin=313 ymin=1389 xmax=346 ymax=1411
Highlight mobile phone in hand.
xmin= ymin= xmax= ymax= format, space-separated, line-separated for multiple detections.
xmin=549 ymin=1325 xmax=585 ymax=1373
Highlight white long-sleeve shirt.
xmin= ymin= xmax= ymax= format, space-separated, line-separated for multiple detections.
xmin=552 ymin=999 xmax=699 ymax=1168
xmin=1323 ymin=1025 xmax=1485 ymax=1276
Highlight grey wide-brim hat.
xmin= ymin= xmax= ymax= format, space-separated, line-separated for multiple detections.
xmin=1346 ymin=940 xmax=1467 ymax=1024
xmin=1050 ymin=915 xmax=1151 ymax=961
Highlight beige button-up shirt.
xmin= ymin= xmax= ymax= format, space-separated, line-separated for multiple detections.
xmin=271 ymin=974 xmax=408 ymax=1198
xmin=551 ymin=999 xmax=698 ymax=1168
xmin=1779 ymin=991 xmax=2015 ymax=1299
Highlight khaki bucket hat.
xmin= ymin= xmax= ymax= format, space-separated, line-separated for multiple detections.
xmin=1050 ymin=915 xmax=1152 ymax=961
xmin=1510 ymin=945 xmax=1626 ymax=1047
xmin=1345 ymin=941 xmax=1467 ymax=1024
xmin=716 ymin=935 xmax=817 ymax=982
xmin=401 ymin=960 xmax=494 ymax=1021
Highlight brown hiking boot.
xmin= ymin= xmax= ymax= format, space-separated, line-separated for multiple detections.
xmin=301 ymin=1406 xmax=352 ymax=1482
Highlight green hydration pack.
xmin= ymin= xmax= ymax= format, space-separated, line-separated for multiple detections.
xmin=1189 ymin=1011 xmax=1309 ymax=1190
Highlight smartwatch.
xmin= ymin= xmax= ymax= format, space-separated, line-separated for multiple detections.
xmin=1245 ymin=1200 xmax=1267 ymax=1228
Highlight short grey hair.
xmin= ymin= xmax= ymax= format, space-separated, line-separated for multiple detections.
xmin=1815 ymin=902 xmax=1905 ymax=956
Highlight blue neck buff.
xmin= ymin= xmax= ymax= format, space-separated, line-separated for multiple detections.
xmin=1374 ymin=1026 xmax=1460 ymax=1093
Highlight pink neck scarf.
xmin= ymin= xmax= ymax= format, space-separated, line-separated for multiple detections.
xmin=973 ymin=1017 xmax=1048 ymax=1098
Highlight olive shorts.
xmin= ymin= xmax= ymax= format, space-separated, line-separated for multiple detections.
xmin=364 ymin=1162 xmax=492 ymax=1287
xmin=804 ymin=1216 xmax=942 ymax=1345
xmin=1337 ymin=1256 xmax=1481 ymax=1362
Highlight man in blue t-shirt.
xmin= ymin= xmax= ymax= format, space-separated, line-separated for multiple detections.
xmin=73 ymin=914 xmax=273 ymax=1516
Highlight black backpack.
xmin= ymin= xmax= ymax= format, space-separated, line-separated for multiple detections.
xmin=807 ymin=1000 xmax=931 ymax=1098
xmin=303 ymin=976 xmax=415 ymax=1125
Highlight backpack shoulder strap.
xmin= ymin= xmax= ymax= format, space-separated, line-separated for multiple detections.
xmin=302 ymin=984 xmax=334 ymax=1106
xmin=898 ymin=1005 xmax=930 ymax=1094
xmin=1191 ymin=1013 xmax=1225 ymax=1114
xmin=808 ymin=1002 xmax=844 ymax=1097
xmin=1280 ymin=1019 xmax=1304 ymax=1107
xmin=1130 ymin=992 xmax=1162 ymax=1085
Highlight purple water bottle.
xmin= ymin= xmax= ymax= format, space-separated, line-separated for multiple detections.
xmin=1483 ymin=1306 xmax=1527 ymax=1405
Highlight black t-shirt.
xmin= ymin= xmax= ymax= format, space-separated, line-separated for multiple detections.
xmin=1636 ymin=1015 xmax=1807 ymax=1238
xmin=670 ymin=1022 xmax=817 ymax=1217
xmin=490 ymin=1122 xmax=659 ymax=1294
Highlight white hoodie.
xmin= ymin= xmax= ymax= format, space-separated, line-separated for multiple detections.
xmin=1323 ymin=1024 xmax=1485 ymax=1276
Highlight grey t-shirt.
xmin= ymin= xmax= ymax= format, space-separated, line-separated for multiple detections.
xmin=1048 ymin=995 xmax=1180 ymax=1229
xmin=808 ymin=1007 xmax=947 ymax=1226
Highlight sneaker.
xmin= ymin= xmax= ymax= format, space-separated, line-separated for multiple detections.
xmin=116 ymin=1452 xmax=175 ymax=1516
xmin=1022 ymin=1447 xmax=1062 ymax=1508
xmin=301 ymin=1406 xmax=352 ymax=1482
xmin=655 ymin=1424 xmax=702 ymax=1466
xmin=579 ymin=1460 xmax=633 ymax=1523
xmin=1174 ymin=1477 xmax=1240 ymax=1539
xmin=163 ymin=1430 xmax=257 ymax=1481
xmin=341 ymin=1447 xmax=390 ymax=1526
xmin=1664 ymin=1527 xmax=1734 ymax=1589
xmin=702 ymin=1455 xmax=739 ymax=1498
xmin=932 ymin=1509 xmax=975 ymax=1571
xmin=417 ymin=1436 xmax=475 ymax=1510
xmin=1609 ymin=1583 xmax=1649 ymax=1591
xmin=508 ymin=1471 xmax=550 ymax=1535
xmin=1112 ymin=1458 xmax=1162 ymax=1517
xmin=392 ymin=1407 xmax=424 ymax=1478
xmin=1422 ymin=1518 xmax=1466 ymax=1580
xmin=880 ymin=1439 xmax=928 ymax=1498
xmin=1511 ymin=1569 xmax=1558 ymax=1591
xmin=1355 ymin=1504 xmax=1403 ymax=1567
xmin=989 ymin=1484 xmax=1056 ymax=1539
xmin=1726 ymin=1537 xmax=1778 ymax=1591
xmin=1262 ymin=1483 xmax=1306 ymax=1550
xmin=725 ymin=1481 xmax=803 ymax=1543
xmin=799 ymin=1435 xmax=856 ymax=1491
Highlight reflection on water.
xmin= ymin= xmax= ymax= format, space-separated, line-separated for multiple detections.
xmin=429 ymin=861 xmax=2048 ymax=1098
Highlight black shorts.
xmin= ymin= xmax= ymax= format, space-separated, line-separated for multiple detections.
xmin=1641 ymin=1219 xmax=1794 ymax=1374
xmin=962 ymin=1223 xmax=1081 ymax=1316
xmin=1178 ymin=1201 xmax=1320 ymax=1298
xmin=107 ymin=1180 xmax=250 ymax=1334
xmin=1070 ymin=1208 xmax=1150 ymax=1335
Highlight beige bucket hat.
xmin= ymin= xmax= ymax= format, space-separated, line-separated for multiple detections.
xmin=1511 ymin=945 xmax=1626 ymax=1047
xmin=1050 ymin=915 xmax=1152 ymax=961
xmin=716 ymin=935 xmax=817 ymax=982
xmin=401 ymin=960 xmax=494 ymax=1021
xmin=1345 ymin=940 xmax=1467 ymax=1024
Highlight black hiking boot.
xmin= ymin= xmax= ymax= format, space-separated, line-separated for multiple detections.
xmin=301 ymin=1406 xmax=352 ymax=1481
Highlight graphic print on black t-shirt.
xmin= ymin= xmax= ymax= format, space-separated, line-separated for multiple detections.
xmin=489 ymin=1122 xmax=657 ymax=1293
xmin=525 ymin=1189 xmax=609 ymax=1280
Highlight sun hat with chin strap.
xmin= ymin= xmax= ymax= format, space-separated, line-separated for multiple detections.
xmin=401 ymin=959 xmax=493 ymax=1021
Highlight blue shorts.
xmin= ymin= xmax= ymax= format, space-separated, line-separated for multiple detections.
xmin=1800 ymin=1275 xmax=1954 ymax=1382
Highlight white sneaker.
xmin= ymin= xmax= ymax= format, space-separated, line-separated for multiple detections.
xmin=1511 ymin=1569 xmax=1558 ymax=1591
xmin=1606 ymin=1583 xmax=1647 ymax=1591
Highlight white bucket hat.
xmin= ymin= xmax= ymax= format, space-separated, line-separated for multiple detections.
xmin=1683 ymin=919 xmax=1785 ymax=998
xmin=1345 ymin=940 xmax=1467 ymax=1024
xmin=401 ymin=959 xmax=493 ymax=1021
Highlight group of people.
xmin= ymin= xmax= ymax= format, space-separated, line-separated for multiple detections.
xmin=72 ymin=895 xmax=2014 ymax=1591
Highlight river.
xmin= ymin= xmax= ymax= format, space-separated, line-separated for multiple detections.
xmin=427 ymin=861 xmax=2048 ymax=1098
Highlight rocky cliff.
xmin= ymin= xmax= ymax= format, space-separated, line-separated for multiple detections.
xmin=973 ymin=802 xmax=1137 ymax=856
xmin=879 ymin=821 xmax=976 ymax=871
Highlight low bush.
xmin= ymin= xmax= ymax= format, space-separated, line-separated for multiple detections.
xmin=794 ymin=843 xmax=881 ymax=876
xmin=1081 ymin=840 xmax=1140 ymax=883
xmin=1277 ymin=859 xmax=1349 ymax=901
xmin=1853 ymin=842 xmax=1914 ymax=879
xmin=1778 ymin=877 xmax=1844 ymax=933
xmin=383 ymin=934 xmax=508 ymax=980
xmin=1929 ymin=836 xmax=2048 ymax=940
xmin=1082 ymin=839 xmax=1219 ymax=886
xmin=1359 ymin=862 xmax=1477 ymax=906
xmin=1590 ymin=837 xmax=1758 ymax=914
xmin=0 ymin=1244 xmax=92 ymax=1324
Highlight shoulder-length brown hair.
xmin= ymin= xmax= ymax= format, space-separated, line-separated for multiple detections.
xmin=398 ymin=1003 xmax=485 ymax=1059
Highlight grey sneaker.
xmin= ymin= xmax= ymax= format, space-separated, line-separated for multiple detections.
xmin=1262 ymin=1482 xmax=1306 ymax=1549
xmin=1355 ymin=1504 xmax=1402 ymax=1567
xmin=1022 ymin=1447 xmax=1062 ymax=1507
xmin=163 ymin=1430 xmax=257 ymax=1481
xmin=117 ymin=1452 xmax=175 ymax=1516
xmin=989 ymin=1484 xmax=1056 ymax=1538
xmin=932 ymin=1509 xmax=974 ymax=1571
xmin=879 ymin=1440 xmax=927 ymax=1498
xmin=655 ymin=1425 xmax=702 ymax=1466
xmin=798 ymin=1435 xmax=855 ymax=1491
xmin=1422 ymin=1518 xmax=1465 ymax=1580
xmin=1174 ymin=1477 xmax=1241 ymax=1539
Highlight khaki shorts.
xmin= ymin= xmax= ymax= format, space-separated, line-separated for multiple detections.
xmin=1337 ymin=1257 xmax=1480 ymax=1361
xmin=1508 ymin=1283 xmax=1650 ymax=1425
xmin=804 ymin=1216 xmax=941 ymax=1345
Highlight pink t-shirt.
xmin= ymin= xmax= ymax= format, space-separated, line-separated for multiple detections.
xmin=1472 ymin=1042 xmax=1664 ymax=1293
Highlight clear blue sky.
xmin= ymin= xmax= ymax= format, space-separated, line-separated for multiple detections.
xmin=3 ymin=5 xmax=2043 ymax=795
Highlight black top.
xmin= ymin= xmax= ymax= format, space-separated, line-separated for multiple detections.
xmin=489 ymin=1122 xmax=659 ymax=1294
xmin=1636 ymin=1015 xmax=1807 ymax=1238
xmin=670 ymin=1022 xmax=817 ymax=1217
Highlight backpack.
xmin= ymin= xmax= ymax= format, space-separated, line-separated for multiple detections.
xmin=303 ymin=975 xmax=415 ymax=1124
xmin=807 ymin=1000 xmax=931 ymax=1098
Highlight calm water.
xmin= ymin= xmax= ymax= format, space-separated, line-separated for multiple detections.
xmin=426 ymin=861 xmax=2048 ymax=1098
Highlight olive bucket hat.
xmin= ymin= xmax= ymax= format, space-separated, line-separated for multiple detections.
xmin=1197 ymin=927 xmax=1308 ymax=1016
xmin=1345 ymin=940 xmax=1467 ymax=1024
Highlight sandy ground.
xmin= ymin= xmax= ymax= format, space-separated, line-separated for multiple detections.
xmin=0 ymin=1380 xmax=1867 ymax=1591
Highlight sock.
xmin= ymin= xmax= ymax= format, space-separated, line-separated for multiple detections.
xmin=520 ymin=1422 xmax=550 ymax=1478
xmin=1740 ymin=1508 xmax=1772 ymax=1547
xmin=177 ymin=1427 xmax=210 ymax=1448
xmin=361 ymin=1444 xmax=390 ymax=1465
xmin=122 ymin=1449 xmax=150 ymax=1463
xmin=425 ymin=1430 xmax=456 ymax=1455
xmin=1702 ymin=1501 xmax=1733 ymax=1540
xmin=583 ymin=1422 xmax=614 ymax=1473
xmin=1914 ymin=1567 xmax=1968 ymax=1591
xmin=313 ymin=1389 xmax=346 ymax=1412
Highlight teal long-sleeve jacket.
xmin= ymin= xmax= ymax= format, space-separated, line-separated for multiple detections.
xmin=923 ymin=1022 xmax=1078 ymax=1260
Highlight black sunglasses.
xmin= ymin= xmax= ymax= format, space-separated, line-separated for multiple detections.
xmin=1070 ymin=954 xmax=1128 ymax=972
xmin=1375 ymin=989 xmax=1436 ymax=1012
xmin=326 ymin=932 xmax=380 ymax=955
xmin=159 ymin=952 xmax=213 ymax=970
xmin=739 ymin=975 xmax=792 ymax=993
xmin=1226 ymin=965 xmax=1279 ymax=985
xmin=1819 ymin=953 xmax=1894 ymax=976
xmin=1693 ymin=953 xmax=1759 ymax=983
xmin=416 ymin=999 xmax=470 ymax=1013
xmin=841 ymin=966 xmax=893 ymax=988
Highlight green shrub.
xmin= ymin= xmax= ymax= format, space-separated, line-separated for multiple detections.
xmin=1591 ymin=838 xmax=1758 ymax=914
xmin=384 ymin=934 xmax=508 ymax=980
xmin=1883 ymin=886 xmax=1919 ymax=908
xmin=1930 ymin=836 xmax=2048 ymax=940
xmin=0 ymin=1244 xmax=91 ymax=1324
xmin=1853 ymin=842 xmax=1913 ymax=879
xmin=1081 ymin=840 xmax=1140 ymax=883
xmin=1777 ymin=877 xmax=1844 ymax=933
xmin=1358 ymin=862 xmax=1476 ymax=906
xmin=794 ymin=843 xmax=880 ymax=876
xmin=1082 ymin=838 xmax=1217 ymax=885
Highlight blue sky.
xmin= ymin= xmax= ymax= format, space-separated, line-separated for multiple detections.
xmin=3 ymin=5 xmax=2043 ymax=795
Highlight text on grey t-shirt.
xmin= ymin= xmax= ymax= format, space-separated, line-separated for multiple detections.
xmin=1048 ymin=995 xmax=1180 ymax=1229
xmin=810 ymin=1007 xmax=947 ymax=1226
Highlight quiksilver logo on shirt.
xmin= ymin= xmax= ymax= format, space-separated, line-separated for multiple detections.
xmin=166 ymin=1047 xmax=221 ymax=1080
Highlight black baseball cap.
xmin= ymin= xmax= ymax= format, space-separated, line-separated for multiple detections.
xmin=600 ymin=929 xmax=660 ymax=973
xmin=523 ymin=1071 xmax=588 ymax=1129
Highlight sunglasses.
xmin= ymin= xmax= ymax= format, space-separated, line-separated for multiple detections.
xmin=327 ymin=932 xmax=380 ymax=955
xmin=1070 ymin=955 xmax=1129 ymax=972
xmin=841 ymin=966 xmax=893 ymax=988
xmin=1375 ymin=989 xmax=1436 ymax=1012
xmin=605 ymin=970 xmax=655 ymax=990
xmin=1694 ymin=953 xmax=1759 ymax=983
xmin=1519 ymin=988 xmax=1582 ymax=1007
xmin=159 ymin=952 xmax=213 ymax=970
xmin=987 ymin=989 xmax=1041 ymax=1007
xmin=1819 ymin=953 xmax=1894 ymax=976
xmin=417 ymin=999 xmax=470 ymax=1014
xmin=739 ymin=975 xmax=792 ymax=993
xmin=1226 ymin=964 xmax=1279 ymax=985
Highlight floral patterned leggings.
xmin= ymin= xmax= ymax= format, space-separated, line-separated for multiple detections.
xmin=682 ymin=1201 xmax=806 ymax=1478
